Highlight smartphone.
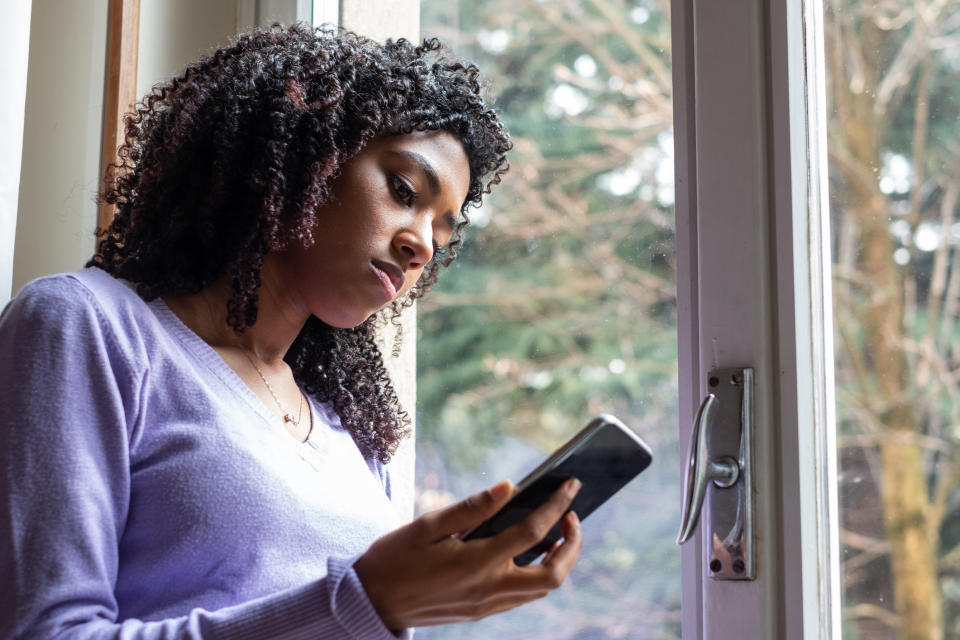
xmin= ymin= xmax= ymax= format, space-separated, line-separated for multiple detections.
xmin=462 ymin=414 xmax=653 ymax=565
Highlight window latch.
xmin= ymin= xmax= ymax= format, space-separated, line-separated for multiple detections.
xmin=677 ymin=367 xmax=755 ymax=580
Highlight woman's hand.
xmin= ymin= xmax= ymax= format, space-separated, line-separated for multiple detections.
xmin=354 ymin=477 xmax=583 ymax=629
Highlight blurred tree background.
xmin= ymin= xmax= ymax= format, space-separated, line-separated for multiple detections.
xmin=410 ymin=0 xmax=960 ymax=637
xmin=826 ymin=0 xmax=960 ymax=638
xmin=414 ymin=0 xmax=680 ymax=638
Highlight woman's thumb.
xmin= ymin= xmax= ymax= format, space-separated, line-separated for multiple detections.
xmin=429 ymin=480 xmax=514 ymax=538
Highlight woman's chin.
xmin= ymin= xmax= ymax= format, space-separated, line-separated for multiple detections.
xmin=314 ymin=308 xmax=379 ymax=329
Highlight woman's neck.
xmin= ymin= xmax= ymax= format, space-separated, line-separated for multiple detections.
xmin=163 ymin=257 xmax=308 ymax=364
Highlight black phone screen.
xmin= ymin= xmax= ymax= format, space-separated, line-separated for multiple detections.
xmin=462 ymin=416 xmax=653 ymax=565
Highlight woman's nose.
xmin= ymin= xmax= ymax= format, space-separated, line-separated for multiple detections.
xmin=395 ymin=223 xmax=434 ymax=270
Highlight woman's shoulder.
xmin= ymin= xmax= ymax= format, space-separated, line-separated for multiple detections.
xmin=9 ymin=267 xmax=140 ymax=315
xmin=3 ymin=268 xmax=155 ymax=363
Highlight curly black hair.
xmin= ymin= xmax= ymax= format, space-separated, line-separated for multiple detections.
xmin=87 ymin=23 xmax=512 ymax=463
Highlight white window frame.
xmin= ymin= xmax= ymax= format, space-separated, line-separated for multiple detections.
xmin=673 ymin=0 xmax=840 ymax=636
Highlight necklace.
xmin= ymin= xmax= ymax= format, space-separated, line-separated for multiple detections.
xmin=240 ymin=349 xmax=313 ymax=441
xmin=192 ymin=291 xmax=316 ymax=445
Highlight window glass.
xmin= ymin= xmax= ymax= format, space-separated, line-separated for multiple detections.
xmin=415 ymin=1 xmax=679 ymax=637
xmin=824 ymin=1 xmax=960 ymax=637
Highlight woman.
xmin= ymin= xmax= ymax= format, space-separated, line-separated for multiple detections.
xmin=0 ymin=24 xmax=583 ymax=639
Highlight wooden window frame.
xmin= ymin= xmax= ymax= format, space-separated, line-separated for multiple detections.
xmin=99 ymin=0 xmax=140 ymax=232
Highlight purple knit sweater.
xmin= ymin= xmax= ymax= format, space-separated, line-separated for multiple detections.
xmin=0 ymin=268 xmax=411 ymax=639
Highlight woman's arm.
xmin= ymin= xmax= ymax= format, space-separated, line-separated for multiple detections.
xmin=0 ymin=275 xmax=405 ymax=640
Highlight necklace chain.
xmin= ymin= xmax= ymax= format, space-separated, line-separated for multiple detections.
xmin=240 ymin=349 xmax=312 ymax=440
xmin=197 ymin=291 xmax=314 ymax=444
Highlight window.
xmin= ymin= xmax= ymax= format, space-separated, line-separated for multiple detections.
xmin=415 ymin=1 xmax=679 ymax=637
xmin=825 ymin=1 xmax=960 ymax=637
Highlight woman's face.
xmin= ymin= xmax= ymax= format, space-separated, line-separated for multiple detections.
xmin=280 ymin=130 xmax=471 ymax=328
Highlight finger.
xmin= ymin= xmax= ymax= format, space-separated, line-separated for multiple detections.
xmin=542 ymin=511 xmax=582 ymax=574
xmin=417 ymin=480 xmax=514 ymax=540
xmin=540 ymin=538 xmax=563 ymax=565
xmin=502 ymin=511 xmax=583 ymax=594
xmin=496 ymin=477 xmax=580 ymax=557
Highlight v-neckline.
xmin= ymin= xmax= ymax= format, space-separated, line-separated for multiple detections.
xmin=148 ymin=296 xmax=319 ymax=445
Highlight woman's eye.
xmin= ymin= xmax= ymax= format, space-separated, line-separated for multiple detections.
xmin=389 ymin=174 xmax=416 ymax=207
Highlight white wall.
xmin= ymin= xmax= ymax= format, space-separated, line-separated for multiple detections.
xmin=0 ymin=0 xmax=33 ymax=305
xmin=137 ymin=0 xmax=239 ymax=100
xmin=12 ymin=0 xmax=107 ymax=296
xmin=138 ymin=0 xmax=321 ymax=101
xmin=236 ymin=0 xmax=312 ymax=34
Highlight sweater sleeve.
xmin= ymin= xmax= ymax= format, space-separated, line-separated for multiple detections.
xmin=0 ymin=275 xmax=410 ymax=640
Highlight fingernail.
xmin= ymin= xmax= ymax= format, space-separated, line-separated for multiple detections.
xmin=569 ymin=510 xmax=580 ymax=525
xmin=566 ymin=478 xmax=581 ymax=497
xmin=489 ymin=480 xmax=512 ymax=502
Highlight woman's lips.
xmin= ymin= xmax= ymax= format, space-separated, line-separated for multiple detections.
xmin=371 ymin=261 xmax=403 ymax=300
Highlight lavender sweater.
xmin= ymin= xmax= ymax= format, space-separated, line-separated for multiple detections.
xmin=0 ymin=268 xmax=411 ymax=639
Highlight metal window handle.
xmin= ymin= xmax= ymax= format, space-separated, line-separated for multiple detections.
xmin=676 ymin=368 xmax=755 ymax=580
xmin=676 ymin=394 xmax=739 ymax=544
